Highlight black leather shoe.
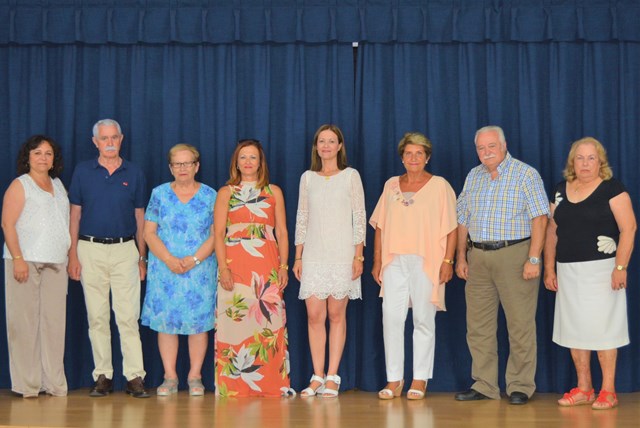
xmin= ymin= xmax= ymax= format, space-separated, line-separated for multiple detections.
xmin=126 ymin=376 xmax=150 ymax=398
xmin=509 ymin=391 xmax=529 ymax=405
xmin=455 ymin=389 xmax=488 ymax=401
xmin=89 ymin=374 xmax=113 ymax=397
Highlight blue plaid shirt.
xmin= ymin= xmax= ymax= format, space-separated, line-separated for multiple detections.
xmin=457 ymin=152 xmax=549 ymax=242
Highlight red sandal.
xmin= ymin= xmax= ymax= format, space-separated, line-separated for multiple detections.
xmin=558 ymin=387 xmax=595 ymax=407
xmin=592 ymin=390 xmax=618 ymax=410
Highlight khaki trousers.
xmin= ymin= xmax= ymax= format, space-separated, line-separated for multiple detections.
xmin=78 ymin=240 xmax=145 ymax=381
xmin=5 ymin=259 xmax=68 ymax=397
xmin=465 ymin=240 xmax=539 ymax=399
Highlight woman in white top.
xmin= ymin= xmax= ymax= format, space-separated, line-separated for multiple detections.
xmin=293 ymin=124 xmax=366 ymax=397
xmin=2 ymin=135 xmax=71 ymax=397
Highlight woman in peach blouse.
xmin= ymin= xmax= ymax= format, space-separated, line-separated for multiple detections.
xmin=370 ymin=132 xmax=457 ymax=400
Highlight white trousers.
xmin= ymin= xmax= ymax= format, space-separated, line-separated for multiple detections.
xmin=382 ymin=255 xmax=437 ymax=382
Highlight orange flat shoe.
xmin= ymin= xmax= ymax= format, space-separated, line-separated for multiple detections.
xmin=592 ymin=390 xmax=618 ymax=410
xmin=557 ymin=387 xmax=595 ymax=407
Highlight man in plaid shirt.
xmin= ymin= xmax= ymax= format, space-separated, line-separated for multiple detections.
xmin=454 ymin=126 xmax=549 ymax=405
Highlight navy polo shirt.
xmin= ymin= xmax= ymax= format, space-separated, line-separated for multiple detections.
xmin=68 ymin=158 xmax=147 ymax=238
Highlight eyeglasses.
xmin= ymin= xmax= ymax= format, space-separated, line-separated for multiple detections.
xmin=170 ymin=161 xmax=197 ymax=169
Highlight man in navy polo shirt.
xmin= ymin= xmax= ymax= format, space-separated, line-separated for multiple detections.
xmin=68 ymin=119 xmax=150 ymax=398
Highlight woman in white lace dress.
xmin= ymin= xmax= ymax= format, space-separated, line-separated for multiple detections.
xmin=293 ymin=125 xmax=366 ymax=398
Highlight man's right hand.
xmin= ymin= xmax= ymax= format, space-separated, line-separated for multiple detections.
xmin=68 ymin=256 xmax=82 ymax=281
xmin=455 ymin=258 xmax=469 ymax=280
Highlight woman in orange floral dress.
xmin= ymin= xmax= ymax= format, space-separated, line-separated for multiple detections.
xmin=213 ymin=139 xmax=292 ymax=397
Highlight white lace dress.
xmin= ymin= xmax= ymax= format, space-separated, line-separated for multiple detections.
xmin=295 ymin=168 xmax=366 ymax=300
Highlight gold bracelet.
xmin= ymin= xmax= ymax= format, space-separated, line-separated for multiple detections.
xmin=443 ymin=259 xmax=454 ymax=265
xmin=354 ymin=256 xmax=365 ymax=262
xmin=279 ymin=264 xmax=289 ymax=271
xmin=295 ymin=258 xmax=302 ymax=261
xmin=13 ymin=255 xmax=23 ymax=260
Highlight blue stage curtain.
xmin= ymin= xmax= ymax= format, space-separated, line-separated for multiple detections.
xmin=0 ymin=42 xmax=355 ymax=392
xmin=355 ymin=41 xmax=640 ymax=392
xmin=2 ymin=0 xmax=640 ymax=44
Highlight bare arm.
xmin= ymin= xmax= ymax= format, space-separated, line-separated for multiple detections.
xmin=439 ymin=228 xmax=457 ymax=284
xmin=1 ymin=180 xmax=29 ymax=282
xmin=293 ymin=243 xmax=304 ymax=281
xmin=272 ymin=185 xmax=289 ymax=289
xmin=134 ymin=207 xmax=147 ymax=280
xmin=543 ymin=203 xmax=558 ymax=291
xmin=455 ymin=224 xmax=469 ymax=280
xmin=68 ymin=204 xmax=82 ymax=281
xmin=610 ymin=192 xmax=637 ymax=290
xmin=143 ymin=220 xmax=184 ymax=274
xmin=371 ymin=227 xmax=382 ymax=286
xmin=214 ymin=186 xmax=233 ymax=290
xmin=523 ymin=214 xmax=548 ymax=280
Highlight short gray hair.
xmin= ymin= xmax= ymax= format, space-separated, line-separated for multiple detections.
xmin=474 ymin=125 xmax=506 ymax=146
xmin=92 ymin=119 xmax=122 ymax=137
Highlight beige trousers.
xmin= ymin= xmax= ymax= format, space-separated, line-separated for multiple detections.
xmin=5 ymin=259 xmax=68 ymax=397
xmin=465 ymin=240 xmax=539 ymax=399
xmin=78 ymin=240 xmax=145 ymax=381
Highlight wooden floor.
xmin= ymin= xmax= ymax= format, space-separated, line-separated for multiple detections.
xmin=1 ymin=389 xmax=639 ymax=428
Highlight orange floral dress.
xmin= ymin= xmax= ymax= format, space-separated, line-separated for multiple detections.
xmin=215 ymin=183 xmax=292 ymax=397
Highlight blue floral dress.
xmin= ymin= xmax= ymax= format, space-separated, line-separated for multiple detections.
xmin=142 ymin=182 xmax=217 ymax=334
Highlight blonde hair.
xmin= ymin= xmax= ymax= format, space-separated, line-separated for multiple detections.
xmin=168 ymin=143 xmax=200 ymax=163
xmin=310 ymin=124 xmax=348 ymax=171
xmin=397 ymin=132 xmax=432 ymax=158
xmin=563 ymin=137 xmax=613 ymax=182
xmin=226 ymin=139 xmax=270 ymax=189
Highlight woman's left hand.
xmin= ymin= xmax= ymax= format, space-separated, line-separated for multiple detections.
xmin=439 ymin=262 xmax=454 ymax=284
xmin=352 ymin=259 xmax=363 ymax=280
xmin=611 ymin=268 xmax=627 ymax=290
xmin=277 ymin=267 xmax=289 ymax=290
xmin=179 ymin=256 xmax=197 ymax=273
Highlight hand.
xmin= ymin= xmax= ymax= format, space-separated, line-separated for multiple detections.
xmin=277 ymin=267 xmax=289 ymax=290
xmin=352 ymin=259 xmax=363 ymax=280
xmin=179 ymin=256 xmax=197 ymax=273
xmin=439 ymin=262 xmax=453 ymax=284
xmin=13 ymin=259 xmax=29 ymax=283
xmin=543 ymin=269 xmax=558 ymax=291
xmin=164 ymin=256 xmax=184 ymax=274
xmin=139 ymin=260 xmax=147 ymax=281
xmin=68 ymin=256 xmax=82 ymax=281
xmin=371 ymin=261 xmax=382 ymax=286
xmin=218 ymin=267 xmax=234 ymax=291
xmin=611 ymin=269 xmax=627 ymax=291
xmin=455 ymin=258 xmax=468 ymax=280
xmin=523 ymin=261 xmax=541 ymax=280
xmin=292 ymin=259 xmax=302 ymax=281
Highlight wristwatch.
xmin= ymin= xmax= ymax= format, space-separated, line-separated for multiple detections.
xmin=193 ymin=256 xmax=201 ymax=266
xmin=616 ymin=265 xmax=627 ymax=271
xmin=528 ymin=257 xmax=540 ymax=265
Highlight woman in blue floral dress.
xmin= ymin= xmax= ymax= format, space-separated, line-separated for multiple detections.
xmin=142 ymin=144 xmax=217 ymax=396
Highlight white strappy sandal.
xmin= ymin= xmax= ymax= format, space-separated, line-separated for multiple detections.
xmin=322 ymin=374 xmax=341 ymax=398
xmin=300 ymin=374 xmax=326 ymax=397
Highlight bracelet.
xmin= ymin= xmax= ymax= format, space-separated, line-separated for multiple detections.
xmin=139 ymin=256 xmax=148 ymax=263
xmin=279 ymin=264 xmax=289 ymax=271
xmin=354 ymin=256 xmax=365 ymax=262
xmin=13 ymin=255 xmax=23 ymax=260
xmin=295 ymin=258 xmax=302 ymax=261
xmin=443 ymin=259 xmax=454 ymax=265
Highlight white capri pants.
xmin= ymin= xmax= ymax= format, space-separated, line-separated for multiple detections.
xmin=381 ymin=254 xmax=437 ymax=382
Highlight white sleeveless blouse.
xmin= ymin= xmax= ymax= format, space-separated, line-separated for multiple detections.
xmin=3 ymin=174 xmax=71 ymax=263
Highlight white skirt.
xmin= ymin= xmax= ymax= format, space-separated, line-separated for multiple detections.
xmin=553 ymin=258 xmax=629 ymax=350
